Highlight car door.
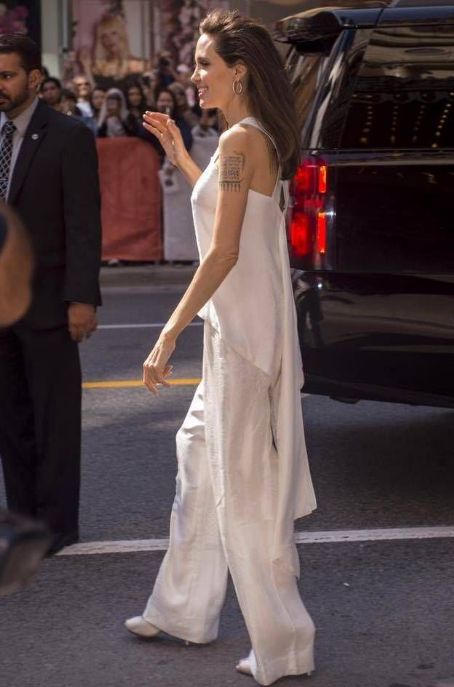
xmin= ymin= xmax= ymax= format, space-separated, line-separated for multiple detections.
xmin=327 ymin=7 xmax=454 ymax=405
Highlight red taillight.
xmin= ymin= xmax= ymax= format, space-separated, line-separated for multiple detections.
xmin=289 ymin=212 xmax=311 ymax=256
xmin=289 ymin=158 xmax=330 ymax=261
xmin=318 ymin=165 xmax=327 ymax=194
xmin=316 ymin=212 xmax=327 ymax=254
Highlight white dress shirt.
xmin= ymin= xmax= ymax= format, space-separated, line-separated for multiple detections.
xmin=0 ymin=97 xmax=39 ymax=200
xmin=76 ymin=99 xmax=93 ymax=117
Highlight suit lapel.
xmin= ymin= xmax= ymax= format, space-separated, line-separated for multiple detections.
xmin=8 ymin=100 xmax=49 ymax=204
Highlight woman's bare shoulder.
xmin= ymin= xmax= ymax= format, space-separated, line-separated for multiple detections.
xmin=218 ymin=124 xmax=267 ymax=163
xmin=217 ymin=126 xmax=251 ymax=166
xmin=218 ymin=124 xmax=250 ymax=147
xmin=224 ymin=123 xmax=278 ymax=184
xmin=216 ymin=124 xmax=277 ymax=190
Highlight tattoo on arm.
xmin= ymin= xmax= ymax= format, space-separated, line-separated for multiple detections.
xmin=219 ymin=151 xmax=245 ymax=192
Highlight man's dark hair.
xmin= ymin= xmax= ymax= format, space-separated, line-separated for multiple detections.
xmin=41 ymin=77 xmax=62 ymax=91
xmin=0 ymin=34 xmax=42 ymax=73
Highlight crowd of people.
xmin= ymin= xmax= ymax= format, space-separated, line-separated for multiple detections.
xmin=39 ymin=51 xmax=220 ymax=264
xmin=39 ymin=51 xmax=219 ymax=164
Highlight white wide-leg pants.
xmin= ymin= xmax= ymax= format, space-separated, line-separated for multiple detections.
xmin=143 ymin=324 xmax=315 ymax=686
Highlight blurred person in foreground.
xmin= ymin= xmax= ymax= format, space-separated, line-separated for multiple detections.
xmin=0 ymin=203 xmax=32 ymax=326
xmin=0 ymin=209 xmax=50 ymax=596
xmin=126 ymin=9 xmax=316 ymax=686
xmin=0 ymin=34 xmax=102 ymax=557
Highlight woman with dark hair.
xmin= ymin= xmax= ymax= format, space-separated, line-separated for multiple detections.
xmin=125 ymin=82 xmax=164 ymax=157
xmin=169 ymin=81 xmax=201 ymax=127
xmin=126 ymin=9 xmax=316 ymax=685
xmin=125 ymin=82 xmax=147 ymax=120
xmin=155 ymin=87 xmax=193 ymax=153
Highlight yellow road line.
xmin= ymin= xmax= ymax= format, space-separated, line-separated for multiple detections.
xmin=83 ymin=378 xmax=201 ymax=389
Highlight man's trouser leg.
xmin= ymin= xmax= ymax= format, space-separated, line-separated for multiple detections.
xmin=0 ymin=324 xmax=81 ymax=539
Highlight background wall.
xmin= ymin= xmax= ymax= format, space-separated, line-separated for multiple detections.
xmin=41 ymin=0 xmax=60 ymax=76
xmin=40 ymin=0 xmax=314 ymax=78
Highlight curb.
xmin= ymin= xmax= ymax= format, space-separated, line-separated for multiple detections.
xmin=99 ymin=263 xmax=197 ymax=289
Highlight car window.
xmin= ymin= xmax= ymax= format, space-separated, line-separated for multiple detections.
xmin=286 ymin=48 xmax=330 ymax=140
xmin=288 ymin=29 xmax=371 ymax=150
xmin=340 ymin=22 xmax=454 ymax=149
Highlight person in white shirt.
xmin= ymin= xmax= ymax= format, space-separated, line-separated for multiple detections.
xmin=72 ymin=75 xmax=94 ymax=117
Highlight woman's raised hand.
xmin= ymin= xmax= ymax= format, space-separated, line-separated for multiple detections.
xmin=143 ymin=333 xmax=175 ymax=395
xmin=143 ymin=111 xmax=186 ymax=167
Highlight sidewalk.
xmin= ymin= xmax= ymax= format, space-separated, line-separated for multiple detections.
xmin=100 ymin=263 xmax=197 ymax=289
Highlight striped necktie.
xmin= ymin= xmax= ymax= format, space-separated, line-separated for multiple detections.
xmin=0 ymin=120 xmax=16 ymax=201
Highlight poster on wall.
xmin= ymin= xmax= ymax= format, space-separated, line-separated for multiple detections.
xmin=69 ymin=0 xmax=152 ymax=92
xmin=0 ymin=1 xmax=41 ymax=46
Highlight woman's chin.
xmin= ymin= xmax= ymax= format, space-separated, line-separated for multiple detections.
xmin=200 ymin=99 xmax=215 ymax=109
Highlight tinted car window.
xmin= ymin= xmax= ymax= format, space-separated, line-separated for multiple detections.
xmin=288 ymin=28 xmax=377 ymax=150
xmin=286 ymin=49 xmax=330 ymax=136
xmin=340 ymin=23 xmax=454 ymax=148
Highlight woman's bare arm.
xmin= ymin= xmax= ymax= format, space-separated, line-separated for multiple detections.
xmin=142 ymin=112 xmax=204 ymax=188
xmin=143 ymin=127 xmax=253 ymax=392
xmin=163 ymin=127 xmax=251 ymax=338
xmin=176 ymin=148 xmax=204 ymax=188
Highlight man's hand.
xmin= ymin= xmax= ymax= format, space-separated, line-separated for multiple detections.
xmin=68 ymin=302 xmax=97 ymax=343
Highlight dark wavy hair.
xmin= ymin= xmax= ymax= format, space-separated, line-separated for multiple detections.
xmin=126 ymin=82 xmax=148 ymax=112
xmin=199 ymin=9 xmax=300 ymax=180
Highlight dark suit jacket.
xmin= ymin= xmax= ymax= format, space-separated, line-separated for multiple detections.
xmin=9 ymin=100 xmax=102 ymax=329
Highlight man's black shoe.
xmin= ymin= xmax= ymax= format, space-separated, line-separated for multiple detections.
xmin=46 ymin=533 xmax=79 ymax=557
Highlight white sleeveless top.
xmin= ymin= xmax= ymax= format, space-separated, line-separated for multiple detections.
xmin=191 ymin=116 xmax=293 ymax=381
xmin=191 ymin=116 xmax=317 ymax=575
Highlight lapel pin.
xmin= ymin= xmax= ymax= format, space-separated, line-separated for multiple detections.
xmin=31 ymin=133 xmax=39 ymax=140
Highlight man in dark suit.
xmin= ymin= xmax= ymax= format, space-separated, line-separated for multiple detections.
xmin=0 ymin=35 xmax=101 ymax=555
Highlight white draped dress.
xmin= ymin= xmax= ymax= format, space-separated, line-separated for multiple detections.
xmin=143 ymin=116 xmax=317 ymax=686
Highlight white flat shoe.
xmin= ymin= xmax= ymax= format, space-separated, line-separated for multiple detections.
xmin=125 ymin=615 xmax=193 ymax=645
xmin=125 ymin=615 xmax=161 ymax=638
xmin=236 ymin=650 xmax=313 ymax=678
xmin=236 ymin=656 xmax=253 ymax=675
xmin=236 ymin=649 xmax=257 ymax=676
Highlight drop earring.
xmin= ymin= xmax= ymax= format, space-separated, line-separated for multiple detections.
xmin=232 ymin=79 xmax=243 ymax=95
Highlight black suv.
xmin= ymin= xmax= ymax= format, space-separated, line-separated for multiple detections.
xmin=274 ymin=0 xmax=454 ymax=408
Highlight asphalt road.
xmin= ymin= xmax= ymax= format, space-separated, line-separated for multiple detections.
xmin=1 ymin=272 xmax=453 ymax=687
